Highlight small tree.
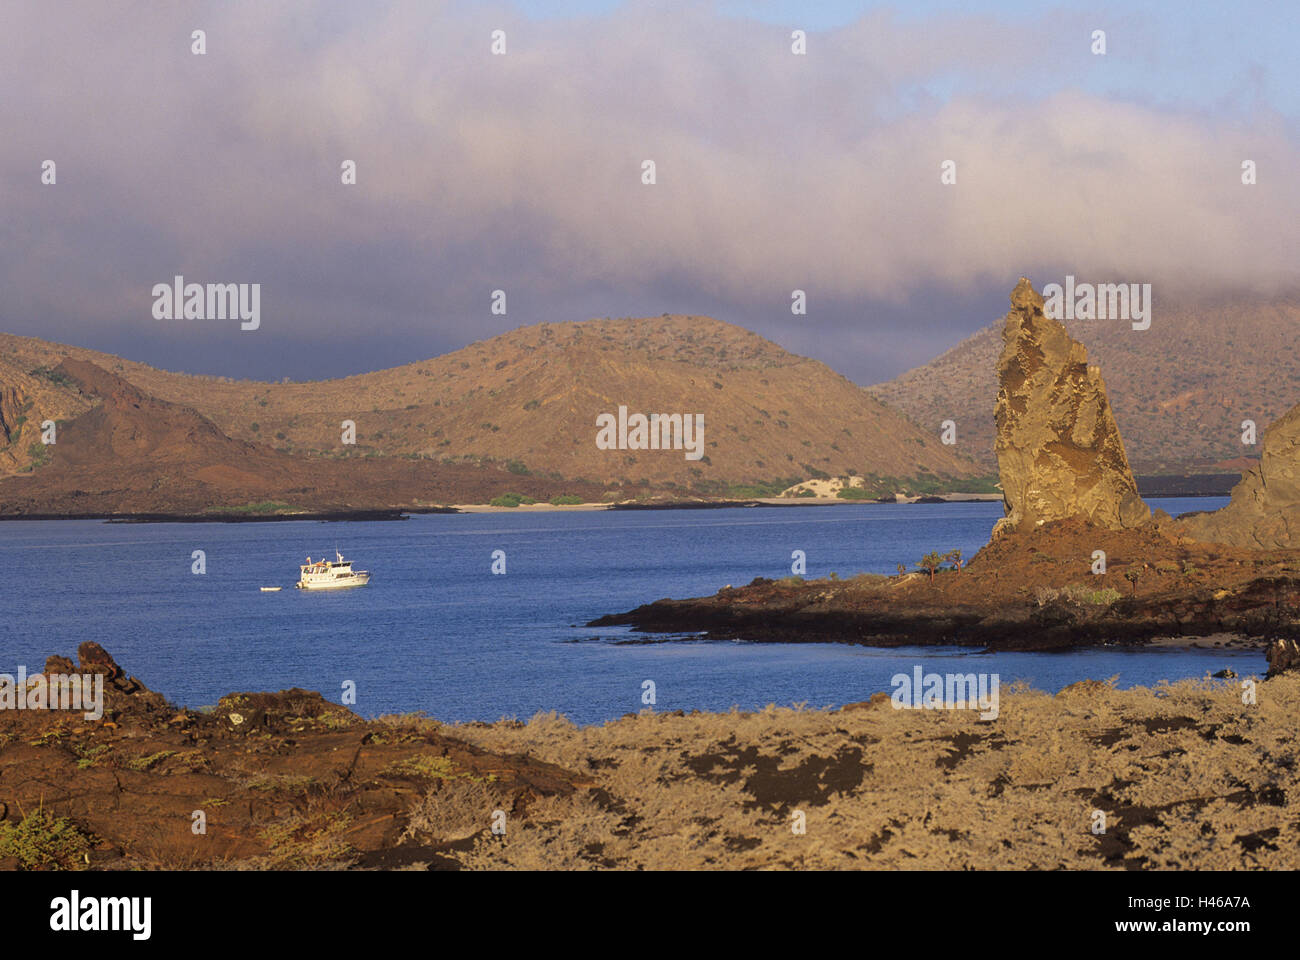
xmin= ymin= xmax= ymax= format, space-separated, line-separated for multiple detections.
xmin=896 ymin=563 xmax=906 ymax=577
xmin=1124 ymin=568 xmax=1141 ymax=596
xmin=917 ymin=551 xmax=945 ymax=584
xmin=945 ymin=549 xmax=964 ymax=573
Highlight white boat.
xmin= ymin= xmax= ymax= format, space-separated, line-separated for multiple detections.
xmin=260 ymin=586 xmax=282 ymax=592
xmin=296 ymin=550 xmax=371 ymax=591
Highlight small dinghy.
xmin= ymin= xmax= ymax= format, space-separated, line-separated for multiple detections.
xmin=260 ymin=586 xmax=283 ymax=592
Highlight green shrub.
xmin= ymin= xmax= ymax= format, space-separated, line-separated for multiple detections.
xmin=689 ymin=476 xmax=805 ymax=499
xmin=1059 ymin=583 xmax=1122 ymax=605
xmin=207 ymin=501 xmax=297 ymax=515
xmin=0 ymin=806 xmax=92 ymax=870
xmin=549 ymin=494 xmax=583 ymax=505
xmin=489 ymin=492 xmax=536 ymax=508
xmin=836 ymin=487 xmax=873 ymax=500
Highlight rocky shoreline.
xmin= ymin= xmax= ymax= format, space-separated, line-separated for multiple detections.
xmin=592 ymin=517 xmax=1300 ymax=652
xmin=109 ymin=509 xmax=418 ymax=523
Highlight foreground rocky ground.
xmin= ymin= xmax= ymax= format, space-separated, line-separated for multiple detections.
xmin=2 ymin=644 xmax=1295 ymax=870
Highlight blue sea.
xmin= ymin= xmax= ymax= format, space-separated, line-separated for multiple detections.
xmin=0 ymin=498 xmax=1260 ymax=725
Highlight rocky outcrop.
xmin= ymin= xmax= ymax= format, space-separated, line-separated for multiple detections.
xmin=0 ymin=357 xmax=95 ymax=475
xmin=0 ymin=384 xmax=27 ymax=444
xmin=1266 ymin=638 xmax=1300 ymax=677
xmin=1179 ymin=403 xmax=1300 ymax=548
xmin=0 ymin=645 xmax=591 ymax=870
xmin=993 ymin=278 xmax=1149 ymax=536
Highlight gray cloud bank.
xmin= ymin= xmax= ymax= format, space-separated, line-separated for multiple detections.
xmin=1 ymin=1 xmax=1296 ymax=383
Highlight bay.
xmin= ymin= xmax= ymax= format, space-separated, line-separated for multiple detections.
xmin=0 ymin=497 xmax=1258 ymax=725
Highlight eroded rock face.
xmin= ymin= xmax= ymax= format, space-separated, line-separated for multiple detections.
xmin=993 ymin=278 xmax=1148 ymax=536
xmin=1266 ymin=638 xmax=1300 ymax=677
xmin=1180 ymin=403 xmax=1300 ymax=548
xmin=0 ymin=384 xmax=27 ymax=444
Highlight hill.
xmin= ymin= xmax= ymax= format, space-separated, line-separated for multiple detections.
xmin=869 ymin=293 xmax=1300 ymax=474
xmin=0 ymin=359 xmax=608 ymax=516
xmin=0 ymin=316 xmax=985 ymax=500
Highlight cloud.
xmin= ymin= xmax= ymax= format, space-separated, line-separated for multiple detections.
xmin=0 ymin=0 xmax=1296 ymax=381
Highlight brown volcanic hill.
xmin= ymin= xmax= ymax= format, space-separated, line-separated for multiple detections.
xmin=869 ymin=293 xmax=1300 ymax=474
xmin=0 ymin=359 xmax=607 ymax=516
xmin=0 ymin=317 xmax=984 ymax=493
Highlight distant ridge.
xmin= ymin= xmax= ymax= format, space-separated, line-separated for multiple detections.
xmin=0 ymin=316 xmax=985 ymax=495
xmin=870 ymin=293 xmax=1300 ymax=475
xmin=0 ymin=358 xmax=609 ymax=517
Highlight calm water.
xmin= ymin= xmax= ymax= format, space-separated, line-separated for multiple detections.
xmin=0 ymin=498 xmax=1259 ymax=725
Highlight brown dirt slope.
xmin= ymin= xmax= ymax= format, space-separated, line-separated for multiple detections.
xmin=870 ymin=293 xmax=1300 ymax=474
xmin=0 ymin=317 xmax=984 ymax=492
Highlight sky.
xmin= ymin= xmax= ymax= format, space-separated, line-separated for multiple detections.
xmin=1 ymin=0 xmax=1297 ymax=385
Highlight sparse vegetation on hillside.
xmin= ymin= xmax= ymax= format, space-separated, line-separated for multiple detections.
xmin=29 ymin=366 xmax=76 ymax=389
xmin=25 ymin=440 xmax=50 ymax=469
